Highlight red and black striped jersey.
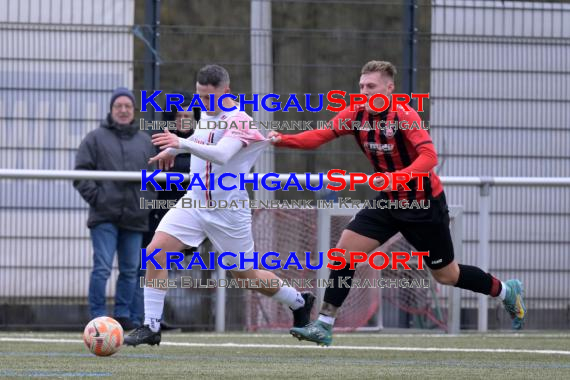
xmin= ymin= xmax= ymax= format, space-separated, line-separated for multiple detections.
xmin=277 ymin=105 xmax=443 ymax=202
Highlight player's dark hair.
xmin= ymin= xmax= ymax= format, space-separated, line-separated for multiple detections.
xmin=197 ymin=65 xmax=230 ymax=88
xmin=174 ymin=102 xmax=201 ymax=122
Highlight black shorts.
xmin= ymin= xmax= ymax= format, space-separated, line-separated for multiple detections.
xmin=345 ymin=192 xmax=454 ymax=270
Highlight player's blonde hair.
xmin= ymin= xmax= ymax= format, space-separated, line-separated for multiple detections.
xmin=361 ymin=61 xmax=397 ymax=80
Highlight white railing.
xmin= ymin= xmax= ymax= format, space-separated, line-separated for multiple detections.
xmin=1 ymin=169 xmax=569 ymax=332
xmin=2 ymin=169 xmax=570 ymax=186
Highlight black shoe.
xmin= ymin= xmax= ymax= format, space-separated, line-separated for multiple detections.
xmin=114 ymin=317 xmax=137 ymax=331
xmin=124 ymin=325 xmax=161 ymax=347
xmin=292 ymin=291 xmax=316 ymax=328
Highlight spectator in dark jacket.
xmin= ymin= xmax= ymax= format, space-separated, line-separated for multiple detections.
xmin=74 ymin=87 xmax=156 ymax=330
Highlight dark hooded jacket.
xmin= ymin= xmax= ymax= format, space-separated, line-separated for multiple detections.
xmin=73 ymin=114 xmax=157 ymax=231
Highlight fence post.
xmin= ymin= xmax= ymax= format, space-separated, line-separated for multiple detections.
xmin=448 ymin=206 xmax=463 ymax=334
xmin=403 ymin=0 xmax=417 ymax=107
xmin=478 ymin=181 xmax=491 ymax=332
xmin=143 ymin=0 xmax=160 ymax=122
xmin=251 ymin=0 xmax=274 ymax=201
xmin=316 ymin=208 xmax=331 ymax=310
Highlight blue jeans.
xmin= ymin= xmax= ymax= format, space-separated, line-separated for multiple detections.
xmin=89 ymin=223 xmax=142 ymax=320
xmin=130 ymin=268 xmax=146 ymax=326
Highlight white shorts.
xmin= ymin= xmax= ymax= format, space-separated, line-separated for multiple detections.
xmin=156 ymin=199 xmax=254 ymax=271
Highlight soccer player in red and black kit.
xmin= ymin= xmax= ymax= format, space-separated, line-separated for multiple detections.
xmin=269 ymin=61 xmax=526 ymax=346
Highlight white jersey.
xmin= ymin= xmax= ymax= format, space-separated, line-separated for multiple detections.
xmin=186 ymin=109 xmax=267 ymax=205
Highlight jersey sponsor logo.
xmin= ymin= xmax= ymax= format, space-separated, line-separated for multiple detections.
xmin=364 ymin=142 xmax=394 ymax=153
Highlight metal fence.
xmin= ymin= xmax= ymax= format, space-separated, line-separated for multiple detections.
xmin=0 ymin=0 xmax=569 ymax=330
xmin=428 ymin=0 xmax=570 ymax=331
xmin=1 ymin=170 xmax=569 ymax=331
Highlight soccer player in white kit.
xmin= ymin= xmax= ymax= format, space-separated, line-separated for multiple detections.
xmin=125 ymin=65 xmax=314 ymax=346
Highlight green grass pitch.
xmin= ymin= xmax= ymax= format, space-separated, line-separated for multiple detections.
xmin=1 ymin=332 xmax=569 ymax=379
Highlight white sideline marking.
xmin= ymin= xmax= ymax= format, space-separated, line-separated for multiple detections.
xmin=1 ymin=338 xmax=570 ymax=356
xmin=2 ymin=333 xmax=570 ymax=339
xmin=187 ymin=333 xmax=570 ymax=339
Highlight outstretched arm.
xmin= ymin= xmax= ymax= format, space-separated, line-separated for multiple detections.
xmin=152 ymin=128 xmax=243 ymax=166
xmin=177 ymin=137 xmax=243 ymax=165
xmin=270 ymin=128 xmax=338 ymax=149
xmin=269 ymin=107 xmax=355 ymax=149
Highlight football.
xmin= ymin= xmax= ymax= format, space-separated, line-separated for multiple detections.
xmin=83 ymin=317 xmax=124 ymax=357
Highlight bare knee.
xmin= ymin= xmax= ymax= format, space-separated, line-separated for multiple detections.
xmin=336 ymin=230 xmax=380 ymax=253
xmin=432 ymin=272 xmax=457 ymax=285
xmin=145 ymin=232 xmax=186 ymax=269
xmin=144 ymin=243 xmax=167 ymax=268
xmin=430 ymin=262 xmax=459 ymax=286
